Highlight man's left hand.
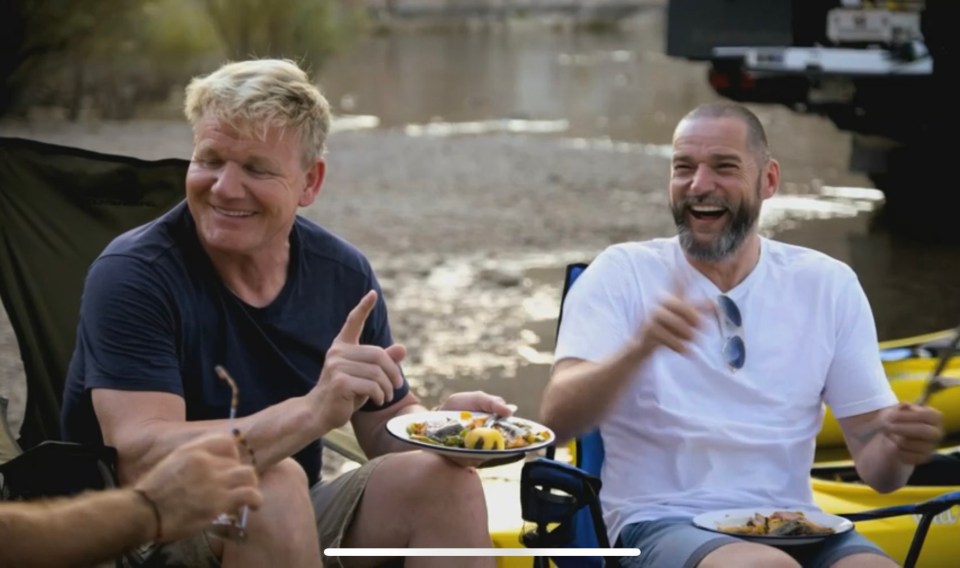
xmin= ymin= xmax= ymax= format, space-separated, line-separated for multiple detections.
xmin=435 ymin=391 xmax=516 ymax=417
xmin=433 ymin=391 xmax=518 ymax=468
xmin=885 ymin=402 xmax=944 ymax=465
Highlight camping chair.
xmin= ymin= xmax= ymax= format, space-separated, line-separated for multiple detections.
xmin=0 ymin=136 xmax=368 ymax=500
xmin=0 ymin=136 xmax=188 ymax=500
xmin=519 ymin=262 xmax=960 ymax=568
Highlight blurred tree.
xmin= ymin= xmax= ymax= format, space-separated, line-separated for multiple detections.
xmin=203 ymin=0 xmax=366 ymax=68
xmin=0 ymin=0 xmax=365 ymax=120
xmin=0 ymin=0 xmax=142 ymax=118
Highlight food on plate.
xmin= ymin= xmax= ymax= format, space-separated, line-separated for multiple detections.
xmin=406 ymin=411 xmax=551 ymax=450
xmin=717 ymin=511 xmax=835 ymax=537
xmin=464 ymin=427 xmax=506 ymax=450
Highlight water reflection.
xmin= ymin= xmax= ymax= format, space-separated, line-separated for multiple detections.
xmin=319 ymin=14 xmax=714 ymax=145
xmin=404 ymin=118 xmax=569 ymax=136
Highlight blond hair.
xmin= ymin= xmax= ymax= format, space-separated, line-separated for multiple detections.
xmin=184 ymin=58 xmax=331 ymax=165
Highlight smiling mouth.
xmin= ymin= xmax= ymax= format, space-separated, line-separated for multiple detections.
xmin=213 ymin=205 xmax=256 ymax=218
xmin=688 ymin=205 xmax=727 ymax=221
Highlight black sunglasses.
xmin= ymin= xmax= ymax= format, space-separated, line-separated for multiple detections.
xmin=716 ymin=295 xmax=745 ymax=371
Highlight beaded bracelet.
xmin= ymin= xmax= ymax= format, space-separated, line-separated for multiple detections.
xmin=133 ymin=489 xmax=163 ymax=542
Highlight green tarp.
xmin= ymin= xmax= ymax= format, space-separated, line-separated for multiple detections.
xmin=0 ymin=137 xmax=186 ymax=449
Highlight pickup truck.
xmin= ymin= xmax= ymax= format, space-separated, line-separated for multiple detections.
xmin=665 ymin=0 xmax=954 ymax=241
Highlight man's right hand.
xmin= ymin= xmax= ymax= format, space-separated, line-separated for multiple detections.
xmin=310 ymin=290 xmax=406 ymax=432
xmin=632 ymin=281 xmax=713 ymax=360
xmin=133 ymin=433 xmax=262 ymax=543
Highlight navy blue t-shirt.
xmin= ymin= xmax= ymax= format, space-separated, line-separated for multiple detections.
xmin=60 ymin=201 xmax=408 ymax=486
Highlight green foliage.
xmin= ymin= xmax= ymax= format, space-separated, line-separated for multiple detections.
xmin=0 ymin=0 xmax=143 ymax=116
xmin=0 ymin=0 xmax=366 ymax=120
xmin=203 ymin=0 xmax=367 ymax=70
xmin=141 ymin=0 xmax=223 ymax=64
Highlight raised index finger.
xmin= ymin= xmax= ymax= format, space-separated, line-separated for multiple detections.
xmin=336 ymin=290 xmax=378 ymax=344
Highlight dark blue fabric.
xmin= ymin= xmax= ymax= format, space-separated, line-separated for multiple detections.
xmin=60 ymin=200 xmax=407 ymax=485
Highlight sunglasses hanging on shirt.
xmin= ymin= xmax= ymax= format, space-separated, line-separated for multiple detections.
xmin=716 ymin=294 xmax=745 ymax=371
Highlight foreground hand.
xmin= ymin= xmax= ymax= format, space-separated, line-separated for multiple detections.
xmin=884 ymin=402 xmax=944 ymax=465
xmin=311 ymin=290 xmax=407 ymax=431
xmin=134 ymin=433 xmax=262 ymax=543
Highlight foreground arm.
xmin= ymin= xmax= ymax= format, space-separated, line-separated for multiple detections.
xmin=0 ymin=433 xmax=260 ymax=568
xmin=840 ymin=402 xmax=943 ymax=493
xmin=0 ymin=489 xmax=156 ymax=568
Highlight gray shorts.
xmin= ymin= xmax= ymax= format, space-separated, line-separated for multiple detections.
xmin=617 ymin=517 xmax=893 ymax=568
xmin=124 ymin=456 xmax=388 ymax=568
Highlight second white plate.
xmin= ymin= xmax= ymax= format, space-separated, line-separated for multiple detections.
xmin=692 ymin=508 xmax=854 ymax=546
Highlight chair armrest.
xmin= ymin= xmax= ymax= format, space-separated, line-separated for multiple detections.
xmin=841 ymin=490 xmax=960 ymax=568
xmin=0 ymin=440 xmax=118 ymax=501
xmin=841 ymin=490 xmax=960 ymax=522
xmin=520 ymin=458 xmax=610 ymax=548
xmin=322 ymin=426 xmax=368 ymax=465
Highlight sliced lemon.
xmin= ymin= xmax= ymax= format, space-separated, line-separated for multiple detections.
xmin=464 ymin=427 xmax=506 ymax=450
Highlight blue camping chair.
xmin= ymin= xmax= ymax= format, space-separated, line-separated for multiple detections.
xmin=519 ymin=262 xmax=960 ymax=568
xmin=519 ymin=263 xmax=610 ymax=568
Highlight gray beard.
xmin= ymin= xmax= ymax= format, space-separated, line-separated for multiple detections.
xmin=673 ymin=192 xmax=759 ymax=262
xmin=676 ymin=213 xmax=752 ymax=262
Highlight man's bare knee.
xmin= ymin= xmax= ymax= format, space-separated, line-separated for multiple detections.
xmin=403 ymin=454 xmax=485 ymax=507
xmin=698 ymin=541 xmax=800 ymax=568
xmin=252 ymin=458 xmax=313 ymax=532
xmin=260 ymin=458 xmax=310 ymax=494
xmin=220 ymin=458 xmax=320 ymax=568
xmin=343 ymin=452 xmax=491 ymax=553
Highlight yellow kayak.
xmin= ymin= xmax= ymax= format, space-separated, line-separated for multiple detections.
xmin=817 ymin=329 xmax=960 ymax=448
xmin=814 ymin=476 xmax=959 ymax=567
xmin=484 ymin=455 xmax=960 ymax=568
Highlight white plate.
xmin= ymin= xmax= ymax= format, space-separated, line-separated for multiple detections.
xmin=692 ymin=508 xmax=854 ymax=546
xmin=385 ymin=410 xmax=555 ymax=459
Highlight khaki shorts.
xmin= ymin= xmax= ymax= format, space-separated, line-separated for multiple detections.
xmin=313 ymin=456 xmax=390 ymax=568
xmin=124 ymin=456 xmax=389 ymax=568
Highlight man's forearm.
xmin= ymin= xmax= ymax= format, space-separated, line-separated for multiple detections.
xmin=0 ymin=489 xmax=154 ymax=568
xmin=541 ymin=343 xmax=649 ymax=443
xmin=107 ymin=394 xmax=318 ymax=483
xmin=351 ymin=396 xmax=425 ymax=458
xmin=855 ymin=433 xmax=914 ymax=493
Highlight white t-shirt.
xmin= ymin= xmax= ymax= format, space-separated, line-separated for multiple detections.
xmin=554 ymin=236 xmax=897 ymax=544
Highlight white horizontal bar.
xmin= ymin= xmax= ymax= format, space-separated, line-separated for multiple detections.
xmin=324 ymin=548 xmax=640 ymax=557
